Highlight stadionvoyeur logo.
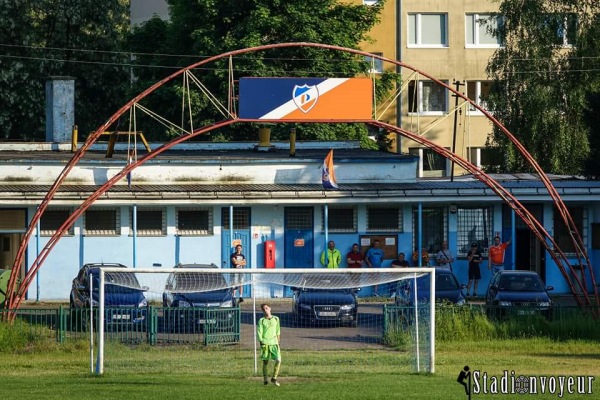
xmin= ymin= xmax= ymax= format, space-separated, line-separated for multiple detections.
xmin=456 ymin=367 xmax=595 ymax=398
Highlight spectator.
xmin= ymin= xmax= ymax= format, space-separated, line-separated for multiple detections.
xmin=230 ymin=244 xmax=246 ymax=302
xmin=365 ymin=240 xmax=385 ymax=296
xmin=436 ymin=241 xmax=454 ymax=271
xmin=488 ymin=236 xmax=512 ymax=275
xmin=320 ymin=240 xmax=342 ymax=268
xmin=391 ymin=252 xmax=409 ymax=267
xmin=346 ymin=243 xmax=364 ymax=268
xmin=466 ymin=242 xmax=483 ymax=297
xmin=412 ymin=248 xmax=430 ymax=267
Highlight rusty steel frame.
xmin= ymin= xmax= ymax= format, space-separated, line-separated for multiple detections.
xmin=4 ymin=42 xmax=597 ymax=319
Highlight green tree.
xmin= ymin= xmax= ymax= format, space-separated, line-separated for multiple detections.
xmin=0 ymin=0 xmax=131 ymax=140
xmin=485 ymin=0 xmax=600 ymax=175
xmin=129 ymin=0 xmax=397 ymax=148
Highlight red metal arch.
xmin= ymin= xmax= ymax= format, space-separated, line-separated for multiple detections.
xmin=5 ymin=42 xmax=597 ymax=317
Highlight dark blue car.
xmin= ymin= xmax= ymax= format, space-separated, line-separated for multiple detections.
xmin=70 ymin=263 xmax=148 ymax=330
xmin=394 ymin=269 xmax=467 ymax=306
xmin=485 ymin=270 xmax=554 ymax=318
xmin=162 ymin=264 xmax=237 ymax=332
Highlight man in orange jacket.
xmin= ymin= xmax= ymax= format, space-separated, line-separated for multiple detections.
xmin=488 ymin=236 xmax=511 ymax=275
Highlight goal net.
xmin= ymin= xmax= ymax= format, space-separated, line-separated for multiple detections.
xmin=92 ymin=267 xmax=436 ymax=376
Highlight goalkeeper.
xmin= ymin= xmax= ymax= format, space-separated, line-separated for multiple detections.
xmin=257 ymin=303 xmax=281 ymax=386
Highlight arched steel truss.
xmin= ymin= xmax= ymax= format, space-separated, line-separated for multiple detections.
xmin=4 ymin=42 xmax=598 ymax=319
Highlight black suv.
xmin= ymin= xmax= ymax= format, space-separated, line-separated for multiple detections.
xmin=162 ymin=263 xmax=238 ymax=332
xmin=70 ymin=263 xmax=148 ymax=330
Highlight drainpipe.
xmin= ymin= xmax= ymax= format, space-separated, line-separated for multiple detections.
xmin=36 ymin=217 xmax=40 ymax=301
xmin=418 ymin=202 xmax=423 ymax=267
xmin=324 ymin=204 xmax=329 ymax=267
xmin=132 ymin=205 xmax=137 ymax=268
xmin=395 ymin=0 xmax=403 ymax=153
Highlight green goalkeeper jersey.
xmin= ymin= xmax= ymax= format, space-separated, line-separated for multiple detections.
xmin=257 ymin=316 xmax=280 ymax=345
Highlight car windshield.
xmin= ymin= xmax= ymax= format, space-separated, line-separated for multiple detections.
xmin=411 ymin=273 xmax=459 ymax=292
xmin=173 ymin=273 xmax=227 ymax=291
xmin=498 ymin=275 xmax=544 ymax=292
xmin=90 ymin=270 xmax=143 ymax=291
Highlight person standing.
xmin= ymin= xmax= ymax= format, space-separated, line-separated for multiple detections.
xmin=436 ymin=241 xmax=454 ymax=271
xmin=346 ymin=243 xmax=364 ymax=268
xmin=230 ymin=244 xmax=246 ymax=302
xmin=391 ymin=252 xmax=409 ymax=267
xmin=466 ymin=242 xmax=483 ymax=297
xmin=320 ymin=240 xmax=342 ymax=268
xmin=365 ymin=240 xmax=385 ymax=296
xmin=257 ymin=303 xmax=281 ymax=386
xmin=488 ymin=236 xmax=512 ymax=275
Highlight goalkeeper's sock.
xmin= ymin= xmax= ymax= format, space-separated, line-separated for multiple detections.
xmin=263 ymin=361 xmax=269 ymax=384
xmin=272 ymin=361 xmax=281 ymax=379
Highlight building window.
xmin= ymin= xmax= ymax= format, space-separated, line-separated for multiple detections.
xmin=409 ymin=148 xmax=449 ymax=177
xmin=84 ymin=208 xmax=120 ymax=236
xmin=363 ymin=0 xmax=380 ymax=6
xmin=323 ymin=206 xmax=356 ymax=232
xmin=468 ymin=147 xmax=503 ymax=170
xmin=130 ymin=207 xmax=166 ymax=236
xmin=365 ymin=52 xmax=383 ymax=74
xmin=554 ymin=206 xmax=586 ymax=253
xmin=412 ymin=207 xmax=447 ymax=255
xmin=408 ymin=13 xmax=448 ymax=47
xmin=221 ymin=208 xmax=251 ymax=230
xmin=466 ymin=14 xmax=503 ymax=47
xmin=40 ymin=208 xmax=74 ymax=236
xmin=408 ymin=80 xmax=448 ymax=114
xmin=177 ymin=208 xmax=213 ymax=236
xmin=457 ymin=206 xmax=494 ymax=257
xmin=544 ymin=14 xmax=577 ymax=46
xmin=367 ymin=206 xmax=402 ymax=232
xmin=466 ymin=81 xmax=492 ymax=112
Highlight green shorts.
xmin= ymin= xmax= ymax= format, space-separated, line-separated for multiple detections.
xmin=260 ymin=344 xmax=281 ymax=362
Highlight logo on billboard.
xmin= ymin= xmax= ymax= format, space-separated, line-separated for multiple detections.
xmin=292 ymin=84 xmax=319 ymax=113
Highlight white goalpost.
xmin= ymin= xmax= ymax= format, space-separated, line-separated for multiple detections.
xmin=93 ymin=267 xmax=436 ymax=376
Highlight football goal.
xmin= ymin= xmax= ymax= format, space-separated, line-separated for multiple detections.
xmin=91 ymin=267 xmax=436 ymax=375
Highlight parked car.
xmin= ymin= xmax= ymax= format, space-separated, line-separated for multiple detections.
xmin=292 ymin=275 xmax=359 ymax=327
xmin=70 ymin=263 xmax=148 ymax=330
xmin=394 ymin=268 xmax=467 ymax=307
xmin=162 ymin=263 xmax=237 ymax=332
xmin=485 ymin=270 xmax=554 ymax=318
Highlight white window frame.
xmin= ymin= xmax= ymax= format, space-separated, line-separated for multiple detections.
xmin=408 ymin=13 xmax=448 ymax=48
xmin=40 ymin=208 xmax=75 ymax=236
xmin=407 ymin=80 xmax=449 ymax=116
xmin=365 ymin=52 xmax=384 ymax=74
xmin=466 ymin=80 xmax=492 ymax=114
xmin=366 ymin=206 xmax=403 ymax=232
xmin=84 ymin=207 xmax=121 ymax=236
xmin=456 ymin=206 xmax=494 ymax=257
xmin=465 ymin=13 xmax=503 ymax=48
xmin=363 ymin=0 xmax=379 ymax=5
xmin=322 ymin=206 xmax=357 ymax=233
xmin=130 ymin=207 xmax=166 ymax=236
xmin=176 ymin=207 xmax=213 ymax=236
xmin=409 ymin=147 xmax=450 ymax=178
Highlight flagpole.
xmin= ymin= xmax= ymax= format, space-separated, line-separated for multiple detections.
xmin=324 ymin=204 xmax=329 ymax=267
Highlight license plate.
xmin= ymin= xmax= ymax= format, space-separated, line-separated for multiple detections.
xmin=198 ymin=319 xmax=217 ymax=324
xmin=112 ymin=314 xmax=131 ymax=320
xmin=517 ymin=310 xmax=535 ymax=316
xmin=318 ymin=312 xmax=337 ymax=317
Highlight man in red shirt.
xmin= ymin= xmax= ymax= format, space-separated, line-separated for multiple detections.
xmin=488 ymin=236 xmax=511 ymax=275
xmin=346 ymin=243 xmax=364 ymax=268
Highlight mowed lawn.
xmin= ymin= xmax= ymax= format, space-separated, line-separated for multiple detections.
xmin=0 ymin=339 xmax=598 ymax=400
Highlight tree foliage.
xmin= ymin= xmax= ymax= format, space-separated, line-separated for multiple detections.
xmin=485 ymin=0 xmax=600 ymax=175
xmin=0 ymin=0 xmax=131 ymax=140
xmin=129 ymin=0 xmax=396 ymax=148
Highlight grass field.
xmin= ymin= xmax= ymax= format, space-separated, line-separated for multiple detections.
xmin=0 ymin=338 xmax=598 ymax=400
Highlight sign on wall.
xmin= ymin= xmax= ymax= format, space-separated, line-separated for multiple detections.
xmin=238 ymin=77 xmax=372 ymax=120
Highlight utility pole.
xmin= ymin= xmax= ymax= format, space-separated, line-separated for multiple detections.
xmin=450 ymin=80 xmax=465 ymax=182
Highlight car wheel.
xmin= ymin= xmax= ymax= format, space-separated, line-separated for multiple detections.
xmin=350 ymin=320 xmax=358 ymax=328
xmin=293 ymin=313 xmax=303 ymax=327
